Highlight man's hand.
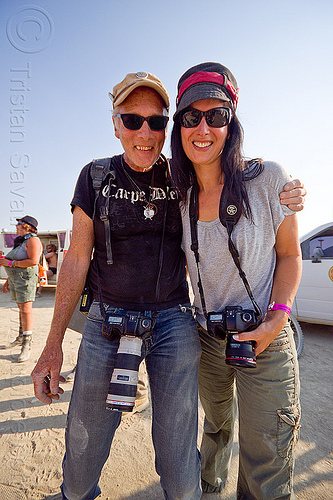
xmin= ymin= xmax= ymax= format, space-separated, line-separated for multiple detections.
xmin=280 ymin=179 xmax=307 ymax=211
xmin=31 ymin=344 xmax=65 ymax=404
xmin=2 ymin=280 xmax=9 ymax=294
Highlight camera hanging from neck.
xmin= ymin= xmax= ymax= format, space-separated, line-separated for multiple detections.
xmin=189 ymin=180 xmax=263 ymax=327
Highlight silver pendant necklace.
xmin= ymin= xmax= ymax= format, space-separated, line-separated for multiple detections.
xmin=121 ymin=157 xmax=158 ymax=219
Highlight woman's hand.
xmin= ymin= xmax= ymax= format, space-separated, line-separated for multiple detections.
xmin=2 ymin=280 xmax=9 ymax=294
xmin=0 ymin=258 xmax=10 ymax=267
xmin=232 ymin=311 xmax=287 ymax=356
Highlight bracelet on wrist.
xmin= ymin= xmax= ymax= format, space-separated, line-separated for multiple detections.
xmin=8 ymin=260 xmax=12 ymax=267
xmin=267 ymin=301 xmax=291 ymax=316
xmin=12 ymin=260 xmax=16 ymax=267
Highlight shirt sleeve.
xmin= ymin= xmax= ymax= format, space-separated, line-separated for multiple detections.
xmin=70 ymin=163 xmax=95 ymax=219
xmin=263 ymin=161 xmax=296 ymax=217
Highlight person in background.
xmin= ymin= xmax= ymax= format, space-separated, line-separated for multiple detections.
xmin=171 ymin=62 xmax=302 ymax=500
xmin=37 ymin=243 xmax=58 ymax=296
xmin=45 ymin=244 xmax=58 ymax=279
xmin=0 ymin=216 xmax=43 ymax=362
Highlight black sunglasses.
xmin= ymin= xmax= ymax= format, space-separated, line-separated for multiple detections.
xmin=116 ymin=113 xmax=169 ymax=131
xmin=179 ymin=107 xmax=232 ymax=128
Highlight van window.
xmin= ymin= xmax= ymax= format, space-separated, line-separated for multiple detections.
xmin=301 ymin=226 xmax=333 ymax=260
xmin=4 ymin=234 xmax=16 ymax=247
xmin=59 ymin=232 xmax=66 ymax=250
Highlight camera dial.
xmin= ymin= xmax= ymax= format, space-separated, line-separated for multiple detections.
xmin=141 ymin=318 xmax=151 ymax=329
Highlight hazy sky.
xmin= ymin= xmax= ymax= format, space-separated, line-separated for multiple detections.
xmin=1 ymin=0 xmax=332 ymax=237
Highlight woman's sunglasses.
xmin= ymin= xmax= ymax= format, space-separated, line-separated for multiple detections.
xmin=116 ymin=113 xmax=169 ymax=131
xmin=179 ymin=107 xmax=232 ymax=128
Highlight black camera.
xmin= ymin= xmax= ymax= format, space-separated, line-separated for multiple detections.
xmin=207 ymin=306 xmax=260 ymax=368
xmin=102 ymin=310 xmax=153 ymax=341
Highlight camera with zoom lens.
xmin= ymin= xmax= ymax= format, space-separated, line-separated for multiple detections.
xmin=103 ymin=310 xmax=154 ymax=412
xmin=106 ymin=335 xmax=143 ymax=412
xmin=207 ymin=306 xmax=260 ymax=368
xmin=102 ymin=310 xmax=153 ymax=341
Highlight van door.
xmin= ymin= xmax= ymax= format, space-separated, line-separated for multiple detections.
xmin=294 ymin=224 xmax=333 ymax=325
xmin=0 ymin=233 xmax=16 ymax=279
xmin=56 ymin=230 xmax=71 ymax=273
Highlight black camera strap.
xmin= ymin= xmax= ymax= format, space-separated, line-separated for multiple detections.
xmin=189 ymin=179 xmax=209 ymax=320
xmin=149 ymin=154 xmax=170 ymax=312
xmin=189 ymin=181 xmax=262 ymax=324
xmin=91 ymin=158 xmax=117 ymax=265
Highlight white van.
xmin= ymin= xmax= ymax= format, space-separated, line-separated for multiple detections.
xmin=0 ymin=229 xmax=71 ymax=283
xmin=292 ymin=222 xmax=333 ymax=326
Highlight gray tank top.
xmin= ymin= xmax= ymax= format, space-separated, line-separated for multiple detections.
xmin=6 ymin=234 xmax=38 ymax=261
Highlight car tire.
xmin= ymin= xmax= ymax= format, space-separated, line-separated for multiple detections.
xmin=289 ymin=313 xmax=304 ymax=358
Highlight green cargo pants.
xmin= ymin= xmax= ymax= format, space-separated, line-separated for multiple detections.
xmin=198 ymin=321 xmax=301 ymax=500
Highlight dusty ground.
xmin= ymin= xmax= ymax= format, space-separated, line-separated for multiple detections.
xmin=0 ymin=282 xmax=332 ymax=500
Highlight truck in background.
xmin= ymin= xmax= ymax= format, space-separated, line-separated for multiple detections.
xmin=0 ymin=229 xmax=71 ymax=283
xmin=293 ymin=221 xmax=333 ymax=326
xmin=289 ymin=221 xmax=333 ymax=358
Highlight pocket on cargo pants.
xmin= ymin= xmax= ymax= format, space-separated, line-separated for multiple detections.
xmin=277 ymin=404 xmax=301 ymax=458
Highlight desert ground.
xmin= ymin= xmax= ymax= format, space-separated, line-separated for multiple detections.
xmin=0 ymin=282 xmax=332 ymax=500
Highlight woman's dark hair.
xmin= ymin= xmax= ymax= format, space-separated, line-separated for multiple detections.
xmin=170 ymin=109 xmax=262 ymax=220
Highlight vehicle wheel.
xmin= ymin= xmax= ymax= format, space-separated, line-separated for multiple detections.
xmin=289 ymin=313 xmax=304 ymax=358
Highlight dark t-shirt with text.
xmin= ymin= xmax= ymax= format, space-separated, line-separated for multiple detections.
xmin=71 ymin=155 xmax=189 ymax=310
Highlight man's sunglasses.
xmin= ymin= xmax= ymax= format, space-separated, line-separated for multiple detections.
xmin=179 ymin=107 xmax=232 ymax=128
xmin=116 ymin=113 xmax=169 ymax=131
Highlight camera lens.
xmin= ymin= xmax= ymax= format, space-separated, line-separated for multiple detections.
xmin=241 ymin=312 xmax=253 ymax=323
xmin=106 ymin=336 xmax=142 ymax=412
xmin=225 ymin=335 xmax=256 ymax=368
